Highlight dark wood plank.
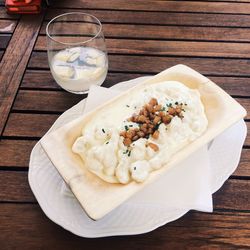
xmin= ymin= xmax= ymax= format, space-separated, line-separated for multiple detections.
xmin=35 ymin=36 xmax=250 ymax=59
xmin=213 ymin=179 xmax=250 ymax=211
xmin=208 ymin=76 xmax=250 ymax=97
xmin=11 ymin=90 xmax=250 ymax=121
xmin=40 ymin=23 xmax=250 ymax=42
xmin=0 ymin=203 xmax=249 ymax=249
xmin=0 ymin=34 xmax=11 ymax=49
xmin=0 ymin=171 xmax=249 ymax=211
xmin=0 ymin=171 xmax=35 ymax=202
xmin=0 ymin=49 xmax=3 ymax=61
xmin=44 ymin=8 xmax=250 ymax=28
xmin=0 ymin=7 xmax=20 ymax=19
xmin=0 ymin=14 xmax=44 ymax=136
xmin=3 ymin=113 xmax=59 ymax=138
xmin=235 ymin=98 xmax=250 ymax=120
xmin=0 ymin=19 xmax=16 ymax=33
xmin=244 ymin=122 xmax=250 ymax=146
xmin=28 ymin=52 xmax=250 ymax=77
xmin=19 ymin=70 xmax=250 ymax=97
xmin=0 ymin=140 xmax=37 ymax=167
xmin=13 ymin=90 xmax=83 ymax=113
xmin=52 ymin=0 xmax=250 ymax=14
xmin=233 ymin=149 xmax=250 ymax=177
xmin=21 ymin=70 xmax=146 ymax=90
xmin=0 ymin=140 xmax=249 ymax=177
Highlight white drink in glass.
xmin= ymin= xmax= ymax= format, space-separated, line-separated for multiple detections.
xmin=50 ymin=47 xmax=108 ymax=93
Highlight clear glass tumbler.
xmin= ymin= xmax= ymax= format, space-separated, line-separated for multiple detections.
xmin=46 ymin=12 xmax=108 ymax=94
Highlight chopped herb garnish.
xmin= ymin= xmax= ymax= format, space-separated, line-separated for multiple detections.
xmin=125 ymin=125 xmax=129 ymax=131
xmin=166 ymin=103 xmax=172 ymax=107
xmin=184 ymin=103 xmax=187 ymax=106
xmin=160 ymin=107 xmax=166 ymax=111
xmin=129 ymin=125 xmax=133 ymax=127
xmin=128 ymin=150 xmax=131 ymax=157
xmin=154 ymin=121 xmax=162 ymax=130
xmin=133 ymin=167 xmax=136 ymax=170
xmin=105 ymin=141 xmax=109 ymax=144
xmin=175 ymin=101 xmax=179 ymax=105
xmin=102 ymin=128 xmax=105 ymax=133
xmin=126 ymin=105 xmax=130 ymax=108
xmin=134 ymin=106 xmax=137 ymax=109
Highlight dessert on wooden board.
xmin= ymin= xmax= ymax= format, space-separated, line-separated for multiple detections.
xmin=41 ymin=64 xmax=246 ymax=220
xmin=73 ymin=81 xmax=208 ymax=184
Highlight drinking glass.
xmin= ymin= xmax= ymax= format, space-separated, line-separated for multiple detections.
xmin=46 ymin=12 xmax=108 ymax=94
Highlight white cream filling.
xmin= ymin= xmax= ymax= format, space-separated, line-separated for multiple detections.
xmin=72 ymin=81 xmax=208 ymax=184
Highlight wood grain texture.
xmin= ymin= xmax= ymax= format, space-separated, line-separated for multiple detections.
xmin=19 ymin=70 xmax=250 ymax=97
xmin=21 ymin=70 xmax=147 ymax=90
xmin=0 ymin=34 xmax=11 ymax=49
xmin=3 ymin=113 xmax=59 ymax=138
xmin=0 ymin=14 xmax=43 ymax=136
xmin=52 ymin=0 xmax=250 ymax=14
xmin=0 ymin=19 xmax=16 ymax=33
xmin=0 ymin=171 xmax=249 ymax=211
xmin=0 ymin=140 xmax=249 ymax=177
xmin=28 ymin=52 xmax=250 ymax=77
xmin=233 ymin=149 xmax=250 ymax=177
xmin=13 ymin=90 xmax=83 ymax=112
xmin=0 ymin=204 xmax=249 ymax=249
xmin=40 ymin=23 xmax=250 ymax=42
xmin=44 ymin=8 xmax=250 ymax=27
xmin=35 ymin=36 xmax=250 ymax=58
xmin=0 ymin=140 xmax=37 ymax=167
xmin=11 ymin=90 xmax=250 ymax=121
xmin=0 ymin=7 xmax=20 ymax=19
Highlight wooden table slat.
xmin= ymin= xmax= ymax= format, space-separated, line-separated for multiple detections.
xmin=21 ymin=70 xmax=250 ymax=97
xmin=0 ymin=203 xmax=249 ymax=249
xmin=0 ymin=171 xmax=250 ymax=212
xmin=35 ymin=36 xmax=250 ymax=59
xmin=40 ymin=23 xmax=250 ymax=42
xmin=3 ymin=113 xmax=59 ymax=138
xmin=0 ymin=34 xmax=11 ymax=49
xmin=28 ymin=52 xmax=250 ymax=77
xmin=0 ymin=19 xmax=17 ymax=33
xmin=1 ymin=139 xmax=249 ymax=178
xmin=11 ymin=90 xmax=250 ymax=120
xmin=0 ymin=7 xmax=20 ymax=20
xmin=52 ymin=0 xmax=250 ymax=14
xmin=44 ymin=8 xmax=250 ymax=28
xmin=0 ymin=140 xmax=37 ymax=167
xmin=0 ymin=14 xmax=44 ymax=136
xmin=13 ymin=90 xmax=83 ymax=113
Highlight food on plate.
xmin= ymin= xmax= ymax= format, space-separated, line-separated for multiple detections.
xmin=72 ymin=81 xmax=208 ymax=184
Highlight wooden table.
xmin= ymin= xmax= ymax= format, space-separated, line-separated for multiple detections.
xmin=0 ymin=1 xmax=250 ymax=249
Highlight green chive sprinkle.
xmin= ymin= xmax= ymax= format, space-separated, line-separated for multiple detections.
xmin=102 ymin=128 xmax=105 ymax=133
